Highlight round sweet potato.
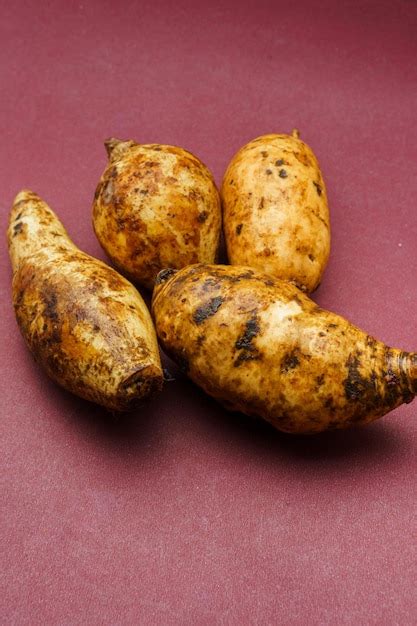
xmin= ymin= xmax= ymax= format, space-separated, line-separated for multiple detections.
xmin=93 ymin=138 xmax=222 ymax=290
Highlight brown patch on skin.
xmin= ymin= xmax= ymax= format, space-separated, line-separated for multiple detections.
xmin=280 ymin=350 xmax=300 ymax=373
xmin=234 ymin=351 xmax=261 ymax=366
xmin=197 ymin=211 xmax=208 ymax=223
xmin=344 ymin=354 xmax=376 ymax=402
xmin=291 ymin=294 xmax=304 ymax=306
xmin=316 ymin=374 xmax=325 ymax=388
xmin=308 ymin=254 xmax=315 ymax=262
xmin=258 ymin=197 xmax=265 ymax=210
xmin=294 ymin=151 xmax=313 ymax=167
xmin=235 ymin=316 xmax=260 ymax=350
xmin=275 ymin=159 xmax=284 ymax=166
xmin=42 ymin=287 xmax=59 ymax=324
xmin=234 ymin=315 xmax=261 ymax=366
xmin=313 ymin=181 xmax=322 ymax=196
xmin=193 ymin=296 xmax=225 ymax=325
xmin=278 ymin=169 xmax=288 ymax=178
xmin=94 ymin=183 xmax=103 ymax=200
xmin=266 ymin=169 xmax=273 ymax=175
xmin=385 ymin=370 xmax=400 ymax=386
xmin=236 ymin=224 xmax=243 ymax=235
xmin=13 ymin=222 xmax=24 ymax=236
xmin=261 ymin=151 xmax=268 ymax=157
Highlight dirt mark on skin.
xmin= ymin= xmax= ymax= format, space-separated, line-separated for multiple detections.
xmin=193 ymin=296 xmax=225 ymax=325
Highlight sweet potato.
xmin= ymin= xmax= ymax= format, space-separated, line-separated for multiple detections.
xmin=152 ymin=264 xmax=416 ymax=434
xmin=8 ymin=191 xmax=163 ymax=410
xmin=93 ymin=138 xmax=221 ymax=290
xmin=222 ymin=131 xmax=330 ymax=292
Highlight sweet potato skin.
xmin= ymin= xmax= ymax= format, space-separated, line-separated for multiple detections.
xmin=93 ymin=139 xmax=222 ymax=290
xmin=8 ymin=191 xmax=163 ymax=411
xmin=152 ymin=264 xmax=415 ymax=434
xmin=221 ymin=132 xmax=330 ymax=292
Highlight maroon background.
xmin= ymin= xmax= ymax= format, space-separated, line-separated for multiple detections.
xmin=1 ymin=1 xmax=416 ymax=624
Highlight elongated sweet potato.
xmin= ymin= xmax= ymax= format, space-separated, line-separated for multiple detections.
xmin=8 ymin=191 xmax=163 ymax=410
xmin=152 ymin=264 xmax=416 ymax=434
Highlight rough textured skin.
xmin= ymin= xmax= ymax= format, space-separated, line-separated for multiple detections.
xmin=92 ymin=138 xmax=222 ymax=290
xmin=8 ymin=191 xmax=163 ymax=411
xmin=221 ymin=130 xmax=330 ymax=293
xmin=152 ymin=264 xmax=416 ymax=434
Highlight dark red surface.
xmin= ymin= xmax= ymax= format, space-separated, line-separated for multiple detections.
xmin=1 ymin=1 xmax=416 ymax=623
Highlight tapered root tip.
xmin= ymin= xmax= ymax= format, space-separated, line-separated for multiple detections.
xmin=152 ymin=268 xmax=178 ymax=305
xmin=13 ymin=189 xmax=40 ymax=206
xmin=292 ymin=128 xmax=301 ymax=139
xmin=116 ymin=365 xmax=163 ymax=411
xmin=155 ymin=268 xmax=178 ymax=286
xmin=104 ymin=137 xmax=123 ymax=158
xmin=104 ymin=137 xmax=137 ymax=161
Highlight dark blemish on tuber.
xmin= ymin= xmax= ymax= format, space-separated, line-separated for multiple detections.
xmin=279 ymin=169 xmax=288 ymax=178
xmin=201 ymin=277 xmax=220 ymax=292
xmin=43 ymin=290 xmax=59 ymax=323
xmin=275 ymin=159 xmax=284 ymax=166
xmin=197 ymin=211 xmax=208 ymax=223
xmin=261 ymin=151 xmax=268 ymax=158
xmin=344 ymin=354 xmax=376 ymax=402
xmin=292 ymin=294 xmax=304 ymax=306
xmin=308 ymin=254 xmax=315 ymax=262
xmin=236 ymin=224 xmax=243 ymax=235
xmin=15 ymin=212 xmax=23 ymax=221
xmin=94 ymin=184 xmax=102 ymax=200
xmin=13 ymin=222 xmax=24 ymax=236
xmin=266 ymin=169 xmax=273 ymax=175
xmin=234 ymin=351 xmax=261 ymax=366
xmin=234 ymin=316 xmax=261 ymax=366
xmin=235 ymin=317 xmax=260 ymax=351
xmin=313 ymin=181 xmax=322 ymax=196
xmin=281 ymin=351 xmax=300 ymax=373
xmin=385 ymin=370 xmax=400 ymax=386
xmin=193 ymin=296 xmax=225 ymax=325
